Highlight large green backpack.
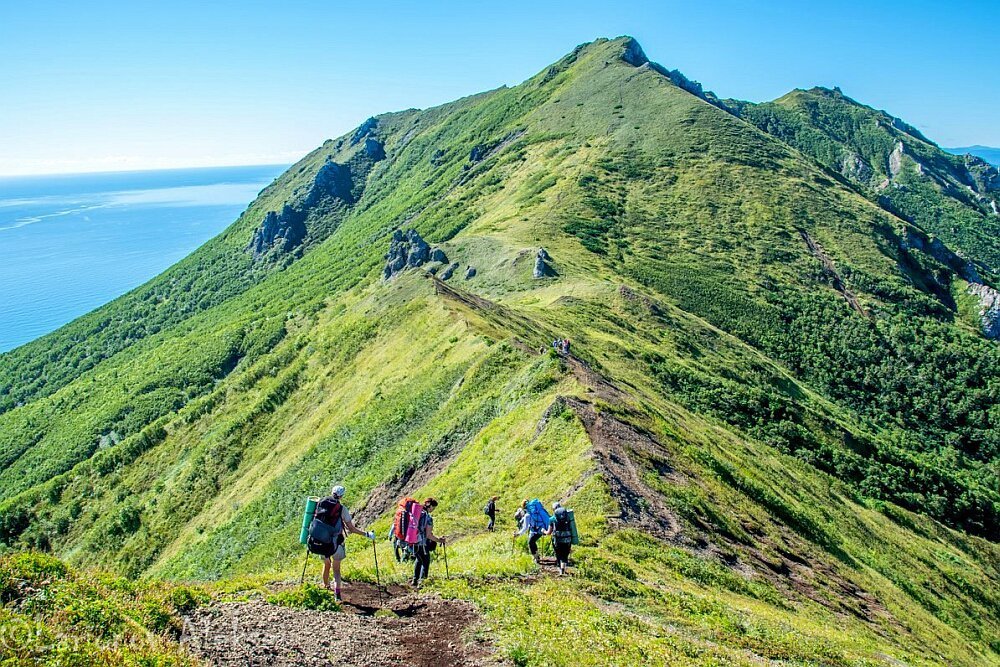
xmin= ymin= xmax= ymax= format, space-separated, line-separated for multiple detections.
xmin=553 ymin=507 xmax=573 ymax=545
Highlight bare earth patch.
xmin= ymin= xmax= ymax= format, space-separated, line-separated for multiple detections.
xmin=182 ymin=583 xmax=492 ymax=667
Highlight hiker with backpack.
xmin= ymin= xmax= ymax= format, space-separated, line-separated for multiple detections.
xmin=547 ymin=501 xmax=574 ymax=575
xmin=484 ymin=495 xmax=498 ymax=532
xmin=411 ymin=497 xmax=446 ymax=587
xmin=514 ymin=498 xmax=550 ymax=564
xmin=306 ymin=485 xmax=375 ymax=601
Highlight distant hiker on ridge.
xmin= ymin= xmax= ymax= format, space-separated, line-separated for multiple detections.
xmin=306 ymin=484 xmax=375 ymax=602
xmin=484 ymin=495 xmax=499 ymax=532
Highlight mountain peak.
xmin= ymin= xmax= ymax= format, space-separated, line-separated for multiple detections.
xmin=620 ymin=36 xmax=649 ymax=67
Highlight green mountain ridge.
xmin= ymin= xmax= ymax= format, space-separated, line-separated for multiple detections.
xmin=1 ymin=36 xmax=999 ymax=666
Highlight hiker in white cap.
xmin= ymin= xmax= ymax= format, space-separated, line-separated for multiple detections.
xmin=307 ymin=484 xmax=375 ymax=601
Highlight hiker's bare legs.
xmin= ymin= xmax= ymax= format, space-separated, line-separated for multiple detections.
xmin=332 ymin=558 xmax=343 ymax=591
xmin=322 ymin=558 xmax=332 ymax=588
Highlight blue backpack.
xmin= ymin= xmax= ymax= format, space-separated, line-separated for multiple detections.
xmin=526 ymin=499 xmax=550 ymax=533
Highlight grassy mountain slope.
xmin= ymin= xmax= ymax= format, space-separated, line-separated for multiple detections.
xmin=1 ymin=37 xmax=999 ymax=665
xmin=731 ymin=87 xmax=1000 ymax=273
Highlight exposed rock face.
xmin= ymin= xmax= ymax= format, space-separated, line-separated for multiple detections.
xmin=464 ymin=266 xmax=477 ymax=280
xmin=439 ymin=263 xmax=459 ymax=280
xmin=247 ymin=160 xmax=356 ymax=260
xmin=364 ymin=137 xmax=385 ymax=161
xmin=965 ymin=154 xmax=1000 ymax=194
xmin=968 ymin=283 xmax=1000 ymax=339
xmin=310 ymin=161 xmax=353 ymax=203
xmin=382 ymin=229 xmax=450 ymax=279
xmin=888 ymin=142 xmax=906 ymax=179
xmin=351 ymin=117 xmax=378 ymax=145
xmin=533 ymin=248 xmax=553 ymax=278
xmin=901 ymin=231 xmax=982 ymax=283
xmin=247 ymin=205 xmax=307 ymax=259
xmin=620 ymin=37 xmax=648 ymax=67
xmin=841 ymin=152 xmax=873 ymax=183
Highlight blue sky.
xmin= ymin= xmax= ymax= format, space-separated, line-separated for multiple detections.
xmin=1 ymin=0 xmax=996 ymax=175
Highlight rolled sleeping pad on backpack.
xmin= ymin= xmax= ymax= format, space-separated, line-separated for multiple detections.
xmin=299 ymin=496 xmax=320 ymax=545
xmin=567 ymin=508 xmax=580 ymax=545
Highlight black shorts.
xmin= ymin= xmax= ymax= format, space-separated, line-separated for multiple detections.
xmin=308 ymin=537 xmax=345 ymax=559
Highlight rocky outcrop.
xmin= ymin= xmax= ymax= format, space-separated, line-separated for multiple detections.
xmin=247 ymin=160 xmax=357 ymax=260
xmin=439 ymin=263 xmax=459 ymax=280
xmin=364 ymin=137 xmax=385 ymax=161
xmin=901 ymin=231 xmax=982 ymax=283
xmin=464 ymin=266 xmax=477 ymax=280
xmin=964 ymin=154 xmax=1000 ymax=194
xmin=840 ymin=152 xmax=873 ymax=183
xmin=351 ymin=117 xmax=378 ymax=145
xmin=310 ymin=161 xmax=353 ymax=204
xmin=533 ymin=248 xmax=554 ymax=278
xmin=247 ymin=205 xmax=307 ymax=259
xmin=968 ymin=283 xmax=1000 ymax=339
xmin=620 ymin=37 xmax=727 ymax=111
xmin=382 ymin=229 xmax=450 ymax=280
xmin=888 ymin=142 xmax=906 ymax=179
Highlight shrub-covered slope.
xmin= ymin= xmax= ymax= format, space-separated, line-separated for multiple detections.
xmin=1 ymin=37 xmax=998 ymax=665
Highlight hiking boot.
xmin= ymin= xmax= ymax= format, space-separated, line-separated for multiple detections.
xmin=334 ymin=589 xmax=342 ymax=602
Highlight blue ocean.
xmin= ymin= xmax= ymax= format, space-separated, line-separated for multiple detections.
xmin=0 ymin=164 xmax=289 ymax=352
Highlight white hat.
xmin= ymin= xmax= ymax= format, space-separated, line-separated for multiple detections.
xmin=331 ymin=485 xmax=346 ymax=498
xmin=552 ymin=501 xmax=562 ymax=510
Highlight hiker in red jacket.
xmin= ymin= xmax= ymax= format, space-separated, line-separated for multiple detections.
xmin=308 ymin=485 xmax=375 ymax=601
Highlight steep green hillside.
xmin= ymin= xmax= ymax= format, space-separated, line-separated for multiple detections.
xmin=1 ymin=37 xmax=999 ymax=666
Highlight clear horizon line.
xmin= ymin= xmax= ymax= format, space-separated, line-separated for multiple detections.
xmin=0 ymin=155 xmax=307 ymax=179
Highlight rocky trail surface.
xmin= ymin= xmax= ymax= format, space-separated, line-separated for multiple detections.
xmin=181 ymin=582 xmax=493 ymax=667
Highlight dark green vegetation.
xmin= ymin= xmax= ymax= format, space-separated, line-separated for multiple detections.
xmin=1 ymin=37 xmax=999 ymax=665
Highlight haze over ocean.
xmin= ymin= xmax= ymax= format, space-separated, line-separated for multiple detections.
xmin=0 ymin=164 xmax=287 ymax=352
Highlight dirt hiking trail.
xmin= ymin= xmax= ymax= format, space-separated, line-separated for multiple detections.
xmin=182 ymin=582 xmax=494 ymax=667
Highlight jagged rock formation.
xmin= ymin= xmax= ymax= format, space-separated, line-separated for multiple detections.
xmin=247 ymin=160 xmax=356 ymax=260
xmin=439 ymin=263 xmax=458 ymax=280
xmin=888 ymin=142 xmax=906 ymax=179
xmin=464 ymin=266 xmax=476 ymax=279
xmin=533 ymin=248 xmax=554 ymax=278
xmin=364 ymin=137 xmax=385 ymax=161
xmin=382 ymin=229 xmax=450 ymax=279
xmin=841 ymin=152 xmax=873 ymax=183
xmin=351 ymin=117 xmax=378 ymax=145
xmin=968 ymin=283 xmax=1000 ymax=339
xmin=247 ymin=205 xmax=307 ymax=258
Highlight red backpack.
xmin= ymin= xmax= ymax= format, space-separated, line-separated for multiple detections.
xmin=393 ymin=497 xmax=424 ymax=545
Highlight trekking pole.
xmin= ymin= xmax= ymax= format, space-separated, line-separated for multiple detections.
xmin=299 ymin=547 xmax=309 ymax=585
xmin=443 ymin=541 xmax=450 ymax=579
xmin=372 ymin=539 xmax=383 ymax=607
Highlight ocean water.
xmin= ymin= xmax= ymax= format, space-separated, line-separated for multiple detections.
xmin=0 ymin=164 xmax=288 ymax=353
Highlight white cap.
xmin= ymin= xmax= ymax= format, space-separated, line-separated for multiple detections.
xmin=331 ymin=485 xmax=346 ymax=498
xmin=553 ymin=501 xmax=562 ymax=510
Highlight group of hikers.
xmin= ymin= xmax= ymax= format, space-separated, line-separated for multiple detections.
xmin=551 ymin=338 xmax=571 ymax=355
xmin=304 ymin=485 xmax=577 ymax=600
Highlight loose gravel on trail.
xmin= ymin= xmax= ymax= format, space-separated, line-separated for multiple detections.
xmin=181 ymin=583 xmax=493 ymax=667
